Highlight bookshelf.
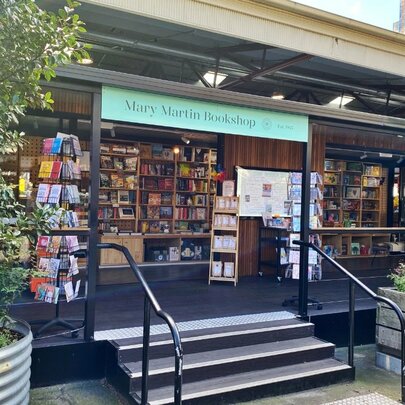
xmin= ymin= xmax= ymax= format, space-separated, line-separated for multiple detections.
xmin=323 ymin=159 xmax=383 ymax=228
xmin=209 ymin=196 xmax=240 ymax=286
xmin=99 ymin=142 xmax=139 ymax=233
xmin=98 ymin=140 xmax=217 ymax=265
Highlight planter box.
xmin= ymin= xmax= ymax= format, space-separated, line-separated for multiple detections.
xmin=0 ymin=319 xmax=32 ymax=404
xmin=376 ymin=287 xmax=405 ymax=352
xmin=376 ymin=287 xmax=405 ymax=374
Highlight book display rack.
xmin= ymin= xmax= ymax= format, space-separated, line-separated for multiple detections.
xmin=278 ymin=172 xmax=323 ymax=282
xmin=209 ymin=196 xmax=240 ymax=286
xmin=33 ymin=133 xmax=87 ymax=337
xmin=323 ymin=159 xmax=383 ymax=228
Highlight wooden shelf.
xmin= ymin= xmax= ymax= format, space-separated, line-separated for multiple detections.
xmin=208 ymin=276 xmax=237 ymax=282
xmin=101 ymin=152 xmax=139 ymax=157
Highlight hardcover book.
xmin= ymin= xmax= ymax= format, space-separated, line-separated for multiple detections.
xmin=124 ymin=157 xmax=138 ymax=170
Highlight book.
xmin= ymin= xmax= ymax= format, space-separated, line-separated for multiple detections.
xmin=147 ymin=206 xmax=160 ymax=219
xmin=48 ymin=258 xmax=60 ymax=278
xmin=148 ymin=193 xmax=161 ymax=205
xmin=37 ymin=257 xmax=50 ymax=272
xmin=67 ymin=255 xmax=79 ymax=277
xmin=36 ymin=236 xmax=50 ymax=255
xmin=111 ymin=174 xmax=124 ymax=188
xmin=64 ymin=280 xmax=80 ymax=302
xmin=160 ymin=206 xmax=173 ymax=219
xmin=42 ymin=138 xmax=54 ymax=155
xmin=124 ymin=157 xmax=138 ymax=170
xmin=140 ymin=144 xmax=152 ymax=158
xmin=100 ymin=156 xmax=113 ymax=169
xmin=113 ymin=158 xmax=124 ymax=170
xmin=111 ymin=144 xmax=126 ymax=154
xmin=51 ymin=137 xmax=63 ymax=154
xmin=100 ymin=144 xmax=110 ymax=153
xmin=66 ymin=235 xmax=80 ymax=253
xmin=50 ymin=161 xmax=63 ymax=180
xmin=124 ymin=175 xmax=137 ymax=189
xmin=118 ymin=190 xmax=130 ymax=204
xmin=36 ymin=184 xmax=51 ymax=203
xmin=212 ymin=261 xmax=222 ymax=277
xmin=48 ymin=184 xmax=62 ymax=204
xmin=223 ymin=262 xmax=235 ymax=277
xmin=162 ymin=148 xmax=174 ymax=160
xmin=47 ymin=236 xmax=61 ymax=254
xmin=100 ymin=173 xmax=110 ymax=187
xmin=38 ymin=161 xmax=53 ymax=178
xmin=169 ymin=246 xmax=180 ymax=261
xmin=126 ymin=145 xmax=139 ymax=155
xmin=152 ymin=143 xmax=163 ymax=158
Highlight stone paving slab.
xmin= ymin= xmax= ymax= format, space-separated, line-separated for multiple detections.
xmin=322 ymin=393 xmax=400 ymax=404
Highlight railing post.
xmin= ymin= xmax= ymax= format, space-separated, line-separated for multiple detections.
xmin=348 ymin=280 xmax=355 ymax=367
xmin=401 ymin=323 xmax=405 ymax=403
xmin=141 ymin=296 xmax=151 ymax=405
xmin=174 ymin=345 xmax=183 ymax=405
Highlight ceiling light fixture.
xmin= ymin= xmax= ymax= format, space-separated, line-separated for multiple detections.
xmin=397 ymin=156 xmax=404 ymax=164
xmin=110 ymin=127 xmax=116 ymax=138
xmin=181 ymin=136 xmax=190 ymax=144
xmin=173 ymin=147 xmax=180 ymax=154
xmin=328 ymin=95 xmax=354 ymax=106
xmin=271 ymin=92 xmax=285 ymax=100
xmin=360 ymin=152 xmax=367 ymax=160
xmin=203 ymin=71 xmax=227 ymax=86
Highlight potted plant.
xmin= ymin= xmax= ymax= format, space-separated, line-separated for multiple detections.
xmin=0 ymin=1 xmax=89 ymax=402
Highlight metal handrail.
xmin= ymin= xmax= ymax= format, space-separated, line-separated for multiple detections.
xmin=293 ymin=240 xmax=405 ymax=403
xmin=98 ymin=243 xmax=183 ymax=405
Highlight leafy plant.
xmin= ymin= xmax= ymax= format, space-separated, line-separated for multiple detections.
xmin=388 ymin=262 xmax=405 ymax=292
xmin=0 ymin=0 xmax=89 ymax=347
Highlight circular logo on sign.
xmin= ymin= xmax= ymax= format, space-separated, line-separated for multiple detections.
xmin=262 ymin=118 xmax=272 ymax=130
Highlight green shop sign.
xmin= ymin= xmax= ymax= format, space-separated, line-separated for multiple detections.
xmin=101 ymin=86 xmax=308 ymax=142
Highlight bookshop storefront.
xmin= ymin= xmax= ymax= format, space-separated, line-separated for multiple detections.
xmin=7 ymin=66 xmax=405 ymax=346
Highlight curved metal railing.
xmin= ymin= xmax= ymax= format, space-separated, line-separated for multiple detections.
xmin=294 ymin=240 xmax=405 ymax=403
xmin=98 ymin=243 xmax=183 ymax=405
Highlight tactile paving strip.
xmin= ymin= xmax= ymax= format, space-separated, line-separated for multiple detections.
xmin=322 ymin=393 xmax=399 ymax=404
xmin=94 ymin=311 xmax=296 ymax=341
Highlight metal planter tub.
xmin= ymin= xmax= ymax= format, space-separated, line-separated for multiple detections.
xmin=0 ymin=319 xmax=32 ymax=405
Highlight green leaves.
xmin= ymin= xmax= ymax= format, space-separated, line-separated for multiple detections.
xmin=0 ymin=0 xmax=90 ymax=151
xmin=388 ymin=263 xmax=405 ymax=292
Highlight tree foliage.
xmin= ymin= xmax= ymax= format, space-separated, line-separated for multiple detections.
xmin=0 ymin=0 xmax=89 ymax=342
xmin=0 ymin=0 xmax=90 ymax=152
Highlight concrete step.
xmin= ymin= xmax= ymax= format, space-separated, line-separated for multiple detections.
xmin=114 ymin=318 xmax=314 ymax=363
xmin=131 ymin=358 xmax=353 ymax=405
xmin=125 ymin=337 xmax=335 ymax=391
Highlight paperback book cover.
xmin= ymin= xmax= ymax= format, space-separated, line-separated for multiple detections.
xmin=36 ymin=184 xmax=51 ymax=203
xmin=38 ymin=161 xmax=53 ymax=178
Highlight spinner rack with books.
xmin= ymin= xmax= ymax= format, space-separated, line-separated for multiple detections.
xmin=282 ymin=172 xmax=323 ymax=310
xmin=283 ymin=172 xmax=323 ymax=282
xmin=34 ymin=133 xmax=86 ymax=337
xmin=208 ymin=195 xmax=239 ymax=286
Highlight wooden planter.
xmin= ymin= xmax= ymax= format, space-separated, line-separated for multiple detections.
xmin=0 ymin=319 xmax=32 ymax=405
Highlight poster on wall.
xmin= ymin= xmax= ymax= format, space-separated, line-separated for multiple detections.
xmin=236 ymin=167 xmax=291 ymax=217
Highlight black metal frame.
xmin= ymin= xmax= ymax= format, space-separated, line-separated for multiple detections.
xmin=98 ymin=242 xmax=183 ymax=405
xmin=294 ymin=239 xmax=405 ymax=404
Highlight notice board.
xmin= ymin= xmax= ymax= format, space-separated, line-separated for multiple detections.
xmin=236 ymin=167 xmax=291 ymax=217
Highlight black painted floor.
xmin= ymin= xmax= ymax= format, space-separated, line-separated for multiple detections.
xmin=10 ymin=269 xmax=393 ymax=347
